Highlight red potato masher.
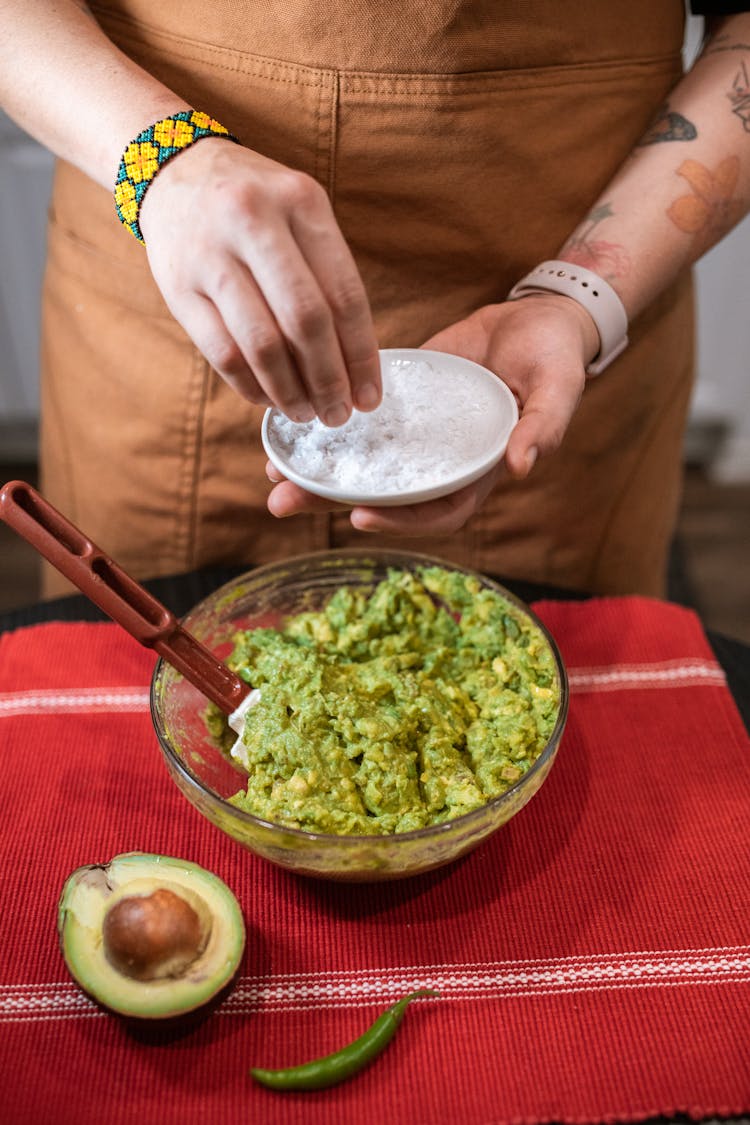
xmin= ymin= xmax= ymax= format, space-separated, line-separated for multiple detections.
xmin=0 ymin=480 xmax=258 ymax=734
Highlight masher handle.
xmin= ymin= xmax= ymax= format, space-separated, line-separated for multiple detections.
xmin=0 ymin=480 xmax=249 ymax=715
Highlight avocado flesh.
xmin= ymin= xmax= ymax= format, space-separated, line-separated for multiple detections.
xmin=57 ymin=852 xmax=245 ymax=1019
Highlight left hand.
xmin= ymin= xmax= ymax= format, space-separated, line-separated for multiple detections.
xmin=265 ymin=293 xmax=599 ymax=536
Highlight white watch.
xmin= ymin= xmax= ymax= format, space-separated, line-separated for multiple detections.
xmin=507 ymin=260 xmax=629 ymax=375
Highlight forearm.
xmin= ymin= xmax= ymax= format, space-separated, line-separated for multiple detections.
xmin=557 ymin=13 xmax=750 ymax=322
xmin=0 ymin=0 xmax=189 ymax=189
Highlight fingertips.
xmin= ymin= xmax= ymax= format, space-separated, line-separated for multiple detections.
xmin=349 ymin=507 xmax=385 ymax=532
xmin=504 ymin=428 xmax=539 ymax=479
xmin=350 ymin=486 xmax=476 ymax=536
xmin=266 ymin=481 xmax=305 ymax=517
xmin=350 ymin=353 xmax=382 ymax=412
xmin=265 ymin=459 xmax=286 ymax=483
xmin=266 ymin=480 xmax=350 ymax=518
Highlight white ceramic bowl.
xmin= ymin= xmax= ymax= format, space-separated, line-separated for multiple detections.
xmin=261 ymin=348 xmax=519 ymax=506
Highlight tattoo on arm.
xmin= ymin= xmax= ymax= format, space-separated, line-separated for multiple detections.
xmin=637 ymin=103 xmax=697 ymax=146
xmin=667 ymin=156 xmax=742 ymax=254
xmin=560 ymin=203 xmax=631 ymax=281
xmin=728 ymin=60 xmax=750 ymax=133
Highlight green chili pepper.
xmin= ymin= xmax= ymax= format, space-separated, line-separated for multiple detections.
xmin=250 ymin=988 xmax=439 ymax=1091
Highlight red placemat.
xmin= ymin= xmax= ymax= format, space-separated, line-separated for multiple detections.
xmin=0 ymin=598 xmax=748 ymax=1125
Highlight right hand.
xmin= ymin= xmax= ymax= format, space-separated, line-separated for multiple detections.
xmin=138 ymin=137 xmax=381 ymax=426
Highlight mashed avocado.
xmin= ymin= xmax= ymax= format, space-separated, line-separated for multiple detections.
xmin=210 ymin=567 xmax=560 ymax=836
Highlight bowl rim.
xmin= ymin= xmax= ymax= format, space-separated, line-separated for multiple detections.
xmin=150 ymin=548 xmax=569 ymax=846
xmin=260 ymin=349 xmax=519 ymax=507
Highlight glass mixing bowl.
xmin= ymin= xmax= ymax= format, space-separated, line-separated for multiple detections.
xmin=150 ymin=549 xmax=569 ymax=882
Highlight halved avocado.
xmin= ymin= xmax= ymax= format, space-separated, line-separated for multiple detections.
xmin=57 ymin=852 xmax=246 ymax=1020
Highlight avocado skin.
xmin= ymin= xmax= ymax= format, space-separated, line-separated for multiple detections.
xmin=121 ymin=976 xmax=239 ymax=1043
xmin=57 ymin=852 xmax=246 ymax=1022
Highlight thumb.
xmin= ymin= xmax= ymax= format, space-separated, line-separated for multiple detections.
xmin=505 ymin=363 xmax=585 ymax=479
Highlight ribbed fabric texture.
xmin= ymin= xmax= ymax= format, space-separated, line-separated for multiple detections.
xmin=0 ymin=598 xmax=748 ymax=1124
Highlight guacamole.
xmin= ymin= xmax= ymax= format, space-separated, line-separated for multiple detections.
xmin=209 ymin=567 xmax=560 ymax=836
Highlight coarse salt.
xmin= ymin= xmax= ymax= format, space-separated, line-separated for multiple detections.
xmin=265 ymin=356 xmax=504 ymax=496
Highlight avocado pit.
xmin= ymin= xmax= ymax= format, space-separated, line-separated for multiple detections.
xmin=103 ymin=887 xmax=211 ymax=982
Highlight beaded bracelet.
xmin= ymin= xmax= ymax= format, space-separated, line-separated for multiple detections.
xmin=114 ymin=109 xmax=239 ymax=243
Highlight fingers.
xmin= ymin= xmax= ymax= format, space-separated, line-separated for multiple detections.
xmin=290 ymin=200 xmax=381 ymax=413
xmin=266 ymin=459 xmax=285 ymax=484
xmin=143 ymin=144 xmax=380 ymax=421
xmin=174 ymin=291 xmax=273 ymax=405
xmin=266 ymin=477 xmax=476 ymax=530
xmin=236 ymin=227 xmax=351 ymax=424
xmin=266 ymin=462 xmax=502 ymax=535
xmin=236 ymin=171 xmax=381 ymax=423
xmin=347 ymin=466 xmax=502 ymax=535
xmin=197 ymin=258 xmax=314 ymax=421
xmin=350 ymin=490 xmax=477 ymax=536
xmin=266 ymin=478 xmax=353 ymax=517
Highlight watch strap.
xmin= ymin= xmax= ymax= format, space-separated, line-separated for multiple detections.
xmin=507 ymin=260 xmax=629 ymax=375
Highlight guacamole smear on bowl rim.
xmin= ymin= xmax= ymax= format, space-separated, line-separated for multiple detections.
xmin=207 ymin=566 xmax=560 ymax=836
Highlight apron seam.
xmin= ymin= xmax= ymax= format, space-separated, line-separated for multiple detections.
xmin=94 ymin=8 xmax=681 ymax=92
xmin=327 ymin=69 xmax=340 ymax=202
xmin=174 ymin=349 xmax=210 ymax=572
xmin=95 ymin=10 xmax=336 ymax=88
xmin=315 ymin=69 xmax=339 ymax=553
xmin=340 ymin=59 xmax=683 ymax=97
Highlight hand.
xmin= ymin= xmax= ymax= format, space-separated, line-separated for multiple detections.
xmin=422 ymin=292 xmax=599 ymax=481
xmin=138 ymin=138 xmax=382 ymax=426
xmin=266 ymin=293 xmax=599 ymax=536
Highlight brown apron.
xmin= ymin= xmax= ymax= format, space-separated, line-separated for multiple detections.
xmin=40 ymin=1 xmax=692 ymax=598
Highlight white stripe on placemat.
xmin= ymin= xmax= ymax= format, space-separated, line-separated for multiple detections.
xmin=567 ymin=659 xmax=726 ymax=693
xmin=0 ymin=688 xmax=150 ymax=716
xmin=0 ymin=659 xmax=727 ymax=718
xmin=0 ymin=982 xmax=103 ymax=1021
xmin=3 ymin=947 xmax=748 ymax=1022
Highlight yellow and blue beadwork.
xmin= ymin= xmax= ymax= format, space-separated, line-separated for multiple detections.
xmin=114 ymin=110 xmax=239 ymax=243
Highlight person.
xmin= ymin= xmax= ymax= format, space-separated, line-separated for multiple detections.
xmin=0 ymin=1 xmax=748 ymax=599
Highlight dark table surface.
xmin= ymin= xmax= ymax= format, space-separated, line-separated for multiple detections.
xmin=0 ymin=564 xmax=748 ymax=734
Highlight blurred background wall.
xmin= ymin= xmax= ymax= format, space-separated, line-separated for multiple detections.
xmin=0 ymin=106 xmax=53 ymax=461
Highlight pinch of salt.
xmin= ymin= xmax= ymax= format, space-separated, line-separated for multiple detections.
xmin=267 ymin=358 xmax=497 ymax=494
